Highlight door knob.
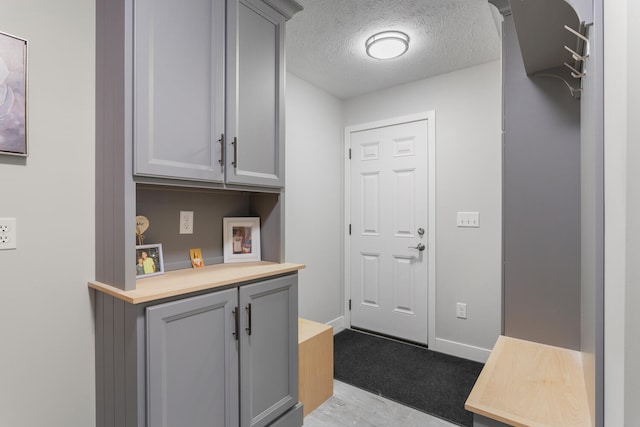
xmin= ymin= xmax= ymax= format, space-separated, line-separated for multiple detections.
xmin=409 ymin=243 xmax=426 ymax=251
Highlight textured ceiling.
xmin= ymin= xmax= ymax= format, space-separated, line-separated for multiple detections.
xmin=286 ymin=0 xmax=501 ymax=99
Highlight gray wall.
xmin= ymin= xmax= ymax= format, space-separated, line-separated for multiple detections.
xmin=580 ymin=1 xmax=604 ymax=424
xmin=285 ymin=73 xmax=345 ymax=326
xmin=502 ymin=15 xmax=582 ymax=350
xmin=624 ymin=0 xmax=640 ymax=419
xmin=137 ymin=187 xmax=251 ymax=269
xmin=604 ymin=1 xmax=640 ymax=425
xmin=0 ymin=1 xmax=97 ymax=425
xmin=137 ymin=187 xmax=281 ymax=270
xmin=344 ymin=61 xmax=502 ymax=362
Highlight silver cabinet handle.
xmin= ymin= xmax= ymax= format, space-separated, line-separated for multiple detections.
xmin=232 ymin=137 xmax=238 ymax=168
xmin=245 ymin=303 xmax=252 ymax=336
xmin=218 ymin=134 xmax=225 ymax=167
xmin=409 ymin=243 xmax=426 ymax=251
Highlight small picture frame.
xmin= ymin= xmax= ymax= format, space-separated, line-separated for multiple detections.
xmin=135 ymin=243 xmax=164 ymax=278
xmin=223 ymin=217 xmax=261 ymax=263
xmin=0 ymin=31 xmax=28 ymax=157
xmin=190 ymin=247 xmax=205 ymax=269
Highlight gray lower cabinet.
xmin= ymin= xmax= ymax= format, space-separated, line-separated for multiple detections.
xmin=239 ymin=278 xmax=298 ymax=427
xmin=147 ymin=289 xmax=239 ymax=427
xmin=94 ymin=273 xmax=300 ymax=427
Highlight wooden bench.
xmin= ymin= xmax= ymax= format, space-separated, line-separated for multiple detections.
xmin=298 ymin=318 xmax=334 ymax=416
xmin=465 ymin=335 xmax=591 ymax=427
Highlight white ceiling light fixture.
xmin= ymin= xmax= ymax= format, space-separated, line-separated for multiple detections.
xmin=365 ymin=30 xmax=410 ymax=60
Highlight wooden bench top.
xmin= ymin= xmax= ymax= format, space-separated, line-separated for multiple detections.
xmin=298 ymin=318 xmax=333 ymax=343
xmin=465 ymin=335 xmax=591 ymax=427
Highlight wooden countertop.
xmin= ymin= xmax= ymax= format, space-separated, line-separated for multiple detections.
xmin=89 ymin=261 xmax=305 ymax=304
xmin=465 ymin=335 xmax=591 ymax=427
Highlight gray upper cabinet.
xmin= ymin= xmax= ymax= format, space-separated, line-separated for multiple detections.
xmin=134 ymin=0 xmax=299 ymax=187
xmin=134 ymin=0 xmax=225 ymax=182
xmin=226 ymin=0 xmax=286 ymax=187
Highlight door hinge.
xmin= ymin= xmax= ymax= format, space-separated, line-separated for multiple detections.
xmin=348 ymin=148 xmax=351 ymax=160
xmin=349 ymin=299 xmax=352 ymax=310
xmin=349 ymin=224 xmax=352 ymax=235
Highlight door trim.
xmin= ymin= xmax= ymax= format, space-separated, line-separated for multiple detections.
xmin=343 ymin=111 xmax=436 ymax=347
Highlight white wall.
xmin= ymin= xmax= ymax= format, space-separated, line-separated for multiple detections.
xmin=285 ymin=73 xmax=345 ymax=326
xmin=344 ymin=61 xmax=502 ymax=361
xmin=604 ymin=0 xmax=640 ymax=425
xmin=0 ymin=2 xmax=96 ymax=426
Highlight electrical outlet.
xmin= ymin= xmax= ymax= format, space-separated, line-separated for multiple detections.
xmin=179 ymin=211 xmax=194 ymax=234
xmin=456 ymin=302 xmax=467 ymax=319
xmin=0 ymin=218 xmax=17 ymax=250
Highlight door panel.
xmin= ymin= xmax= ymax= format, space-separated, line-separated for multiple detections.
xmin=146 ymin=289 xmax=239 ymax=427
xmin=226 ymin=0 xmax=285 ymax=187
xmin=240 ymin=275 xmax=298 ymax=427
xmin=134 ymin=0 xmax=225 ymax=182
xmin=350 ymin=119 xmax=429 ymax=344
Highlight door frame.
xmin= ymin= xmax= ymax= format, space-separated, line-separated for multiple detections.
xmin=343 ymin=111 xmax=436 ymax=346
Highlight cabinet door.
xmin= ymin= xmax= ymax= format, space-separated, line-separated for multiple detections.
xmin=239 ymin=275 xmax=298 ymax=427
xmin=226 ymin=0 xmax=286 ymax=187
xmin=134 ymin=0 xmax=225 ymax=182
xmin=147 ymin=289 xmax=239 ymax=427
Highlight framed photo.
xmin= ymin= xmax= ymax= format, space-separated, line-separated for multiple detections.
xmin=0 ymin=31 xmax=27 ymax=157
xmin=136 ymin=243 xmax=164 ymax=278
xmin=190 ymin=247 xmax=205 ymax=269
xmin=223 ymin=217 xmax=261 ymax=263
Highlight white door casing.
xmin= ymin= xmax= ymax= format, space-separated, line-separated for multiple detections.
xmin=344 ymin=112 xmax=436 ymax=345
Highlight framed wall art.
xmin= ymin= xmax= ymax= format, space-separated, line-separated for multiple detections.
xmin=0 ymin=31 xmax=27 ymax=157
xmin=135 ymin=243 xmax=165 ymax=278
xmin=223 ymin=217 xmax=261 ymax=263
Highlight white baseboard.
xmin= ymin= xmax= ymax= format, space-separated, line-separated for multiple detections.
xmin=434 ymin=338 xmax=491 ymax=363
xmin=326 ymin=316 xmax=346 ymax=334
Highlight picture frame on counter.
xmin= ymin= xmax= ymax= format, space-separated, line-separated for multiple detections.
xmin=190 ymin=247 xmax=205 ymax=269
xmin=136 ymin=243 xmax=164 ymax=278
xmin=223 ymin=217 xmax=261 ymax=263
xmin=0 ymin=30 xmax=28 ymax=157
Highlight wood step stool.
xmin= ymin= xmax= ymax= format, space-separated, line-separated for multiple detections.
xmin=298 ymin=318 xmax=334 ymax=416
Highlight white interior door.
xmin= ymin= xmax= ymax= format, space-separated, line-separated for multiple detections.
xmin=349 ymin=118 xmax=429 ymax=344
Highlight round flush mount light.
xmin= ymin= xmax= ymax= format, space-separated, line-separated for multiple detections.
xmin=365 ymin=31 xmax=410 ymax=60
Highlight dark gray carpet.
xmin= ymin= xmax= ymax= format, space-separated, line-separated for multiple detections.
xmin=334 ymin=329 xmax=484 ymax=427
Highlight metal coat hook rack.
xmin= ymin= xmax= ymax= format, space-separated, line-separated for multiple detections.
xmin=563 ymin=24 xmax=589 ymax=79
xmin=535 ymin=23 xmax=589 ymax=99
xmin=532 ymin=73 xmax=582 ymax=99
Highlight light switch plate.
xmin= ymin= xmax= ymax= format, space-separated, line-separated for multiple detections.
xmin=457 ymin=212 xmax=479 ymax=228
xmin=456 ymin=302 xmax=467 ymax=319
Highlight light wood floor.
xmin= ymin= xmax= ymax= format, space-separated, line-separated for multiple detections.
xmin=303 ymin=380 xmax=458 ymax=427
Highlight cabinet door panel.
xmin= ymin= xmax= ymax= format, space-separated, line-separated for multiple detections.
xmin=147 ymin=289 xmax=239 ymax=427
xmin=226 ymin=0 xmax=285 ymax=187
xmin=240 ymin=275 xmax=298 ymax=427
xmin=135 ymin=0 xmax=225 ymax=182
